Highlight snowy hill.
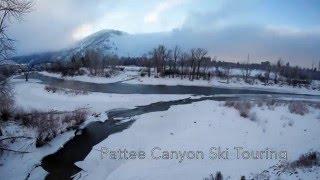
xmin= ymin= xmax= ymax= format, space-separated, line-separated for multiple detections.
xmin=12 ymin=29 xmax=197 ymax=64
xmin=70 ymin=29 xmax=126 ymax=56
xmin=13 ymin=29 xmax=128 ymax=64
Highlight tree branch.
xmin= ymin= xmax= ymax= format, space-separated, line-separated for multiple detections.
xmin=0 ymin=136 xmax=33 ymax=141
xmin=0 ymin=147 xmax=30 ymax=153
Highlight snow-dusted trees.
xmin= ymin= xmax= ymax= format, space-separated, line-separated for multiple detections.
xmin=0 ymin=0 xmax=33 ymax=60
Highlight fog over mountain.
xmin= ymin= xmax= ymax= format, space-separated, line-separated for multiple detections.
xmin=8 ymin=0 xmax=320 ymax=67
xmin=113 ymin=26 xmax=320 ymax=66
xmin=13 ymin=26 xmax=320 ymax=67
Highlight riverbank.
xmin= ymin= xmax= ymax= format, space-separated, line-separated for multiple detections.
xmin=0 ymin=79 xmax=192 ymax=180
xmin=37 ymin=66 xmax=320 ymax=96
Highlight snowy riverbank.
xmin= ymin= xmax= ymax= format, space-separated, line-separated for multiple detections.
xmin=37 ymin=66 xmax=320 ymax=96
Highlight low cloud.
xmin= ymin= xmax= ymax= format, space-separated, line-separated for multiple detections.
xmin=6 ymin=0 xmax=320 ymax=67
xmin=144 ymin=0 xmax=186 ymax=24
xmin=114 ymin=25 xmax=320 ymax=67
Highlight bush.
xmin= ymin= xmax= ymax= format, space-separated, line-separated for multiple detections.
xmin=225 ymin=101 xmax=252 ymax=118
xmin=63 ymin=109 xmax=87 ymax=128
xmin=288 ymin=102 xmax=309 ymax=115
xmin=290 ymin=152 xmax=319 ymax=169
xmin=44 ymin=85 xmax=88 ymax=96
xmin=0 ymin=81 xmax=14 ymax=121
xmin=203 ymin=171 xmax=223 ymax=180
xmin=0 ymin=109 xmax=12 ymax=121
xmin=140 ymin=72 xmax=146 ymax=77
xmin=44 ymin=85 xmax=58 ymax=93
xmin=13 ymin=108 xmax=88 ymax=147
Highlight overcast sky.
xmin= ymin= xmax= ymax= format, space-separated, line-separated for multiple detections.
xmin=7 ymin=0 xmax=320 ymax=67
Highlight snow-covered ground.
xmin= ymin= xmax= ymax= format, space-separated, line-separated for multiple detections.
xmin=125 ymin=76 xmax=320 ymax=96
xmin=0 ymin=79 xmax=192 ymax=180
xmin=77 ymin=100 xmax=320 ymax=180
xmin=12 ymin=79 xmax=190 ymax=112
xmin=38 ymin=66 xmax=141 ymax=84
xmin=1 ymin=72 xmax=320 ymax=180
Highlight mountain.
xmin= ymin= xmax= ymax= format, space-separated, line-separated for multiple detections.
xmin=70 ymin=29 xmax=125 ymax=56
xmin=12 ymin=29 xmax=190 ymax=65
xmin=13 ymin=29 xmax=127 ymax=64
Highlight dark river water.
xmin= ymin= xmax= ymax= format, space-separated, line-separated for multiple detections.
xmin=20 ymin=73 xmax=319 ymax=179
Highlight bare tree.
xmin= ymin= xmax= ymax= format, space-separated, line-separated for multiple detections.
xmin=202 ymin=57 xmax=211 ymax=80
xmin=151 ymin=45 xmax=171 ymax=76
xmin=274 ymin=58 xmax=283 ymax=84
xmin=264 ymin=63 xmax=271 ymax=85
xmin=241 ymin=54 xmax=252 ymax=83
xmin=0 ymin=75 xmax=13 ymax=120
xmin=190 ymin=48 xmax=207 ymax=80
xmin=224 ymin=66 xmax=231 ymax=83
xmin=1 ymin=0 xmax=33 ymax=123
xmin=84 ymin=49 xmax=104 ymax=76
xmin=172 ymin=45 xmax=181 ymax=77
xmin=0 ymin=0 xmax=33 ymax=61
xmin=178 ymin=52 xmax=189 ymax=79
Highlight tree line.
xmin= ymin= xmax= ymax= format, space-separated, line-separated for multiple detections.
xmin=37 ymin=44 xmax=320 ymax=87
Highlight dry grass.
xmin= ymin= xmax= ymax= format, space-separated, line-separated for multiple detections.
xmin=44 ymin=85 xmax=88 ymax=96
xmin=290 ymin=152 xmax=319 ymax=169
xmin=288 ymin=102 xmax=309 ymax=115
xmin=44 ymin=85 xmax=58 ymax=93
xmin=13 ymin=108 xmax=88 ymax=147
xmin=224 ymin=99 xmax=312 ymax=119
xmin=203 ymin=171 xmax=223 ymax=180
xmin=224 ymin=101 xmax=252 ymax=118
xmin=254 ymin=151 xmax=320 ymax=179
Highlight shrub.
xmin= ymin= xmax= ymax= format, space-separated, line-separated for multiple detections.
xmin=225 ymin=101 xmax=252 ymax=118
xmin=290 ymin=152 xmax=319 ymax=169
xmin=203 ymin=171 xmax=223 ymax=180
xmin=288 ymin=102 xmax=309 ymax=115
xmin=44 ymin=85 xmax=58 ymax=93
xmin=249 ymin=112 xmax=258 ymax=121
xmin=62 ymin=109 xmax=87 ymax=128
xmin=13 ymin=108 xmax=88 ymax=147
xmin=0 ymin=83 xmax=14 ymax=121
xmin=266 ymin=99 xmax=277 ymax=109
xmin=140 ymin=72 xmax=146 ymax=77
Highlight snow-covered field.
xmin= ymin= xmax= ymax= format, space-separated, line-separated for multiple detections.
xmin=77 ymin=100 xmax=320 ymax=180
xmin=38 ymin=66 xmax=141 ymax=84
xmin=1 ymin=69 xmax=320 ymax=180
xmin=12 ymin=79 xmax=190 ymax=112
xmin=0 ymin=79 xmax=192 ymax=180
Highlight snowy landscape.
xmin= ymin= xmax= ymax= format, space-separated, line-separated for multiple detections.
xmin=1 ymin=1 xmax=320 ymax=180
